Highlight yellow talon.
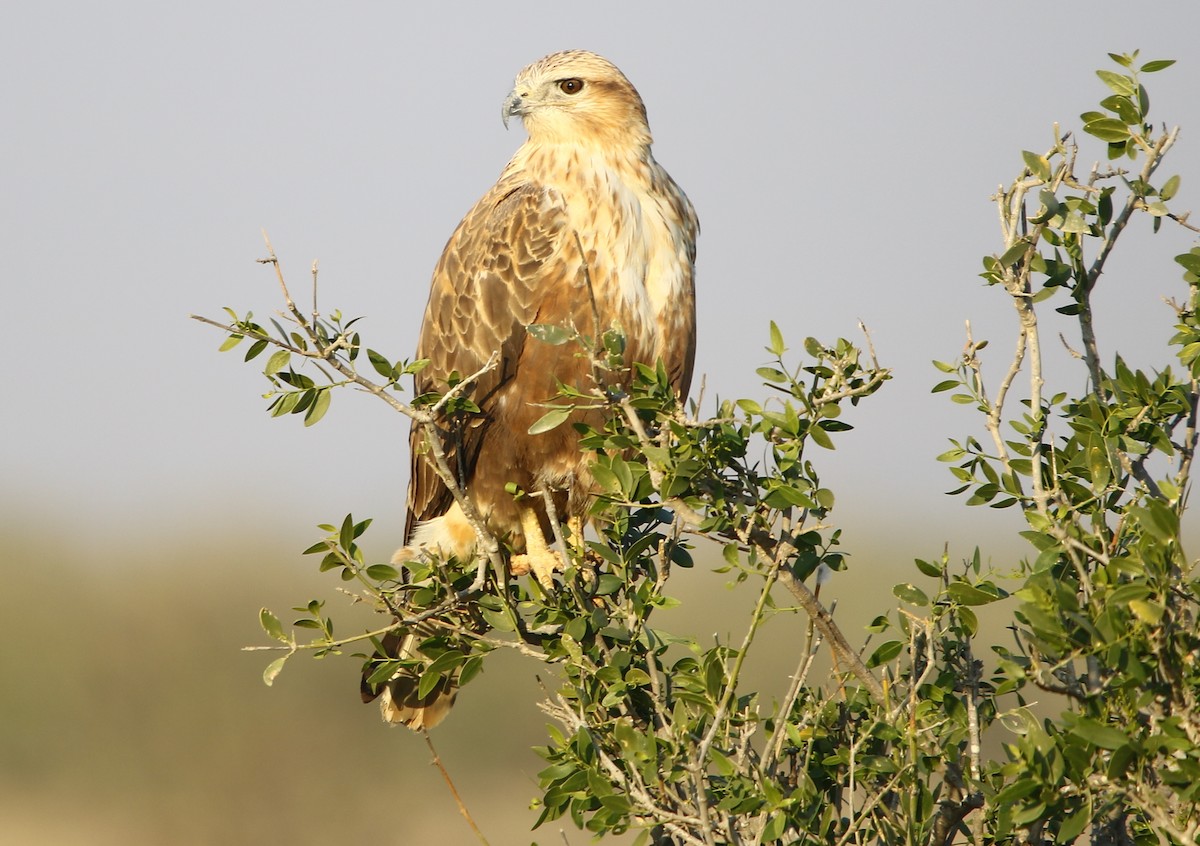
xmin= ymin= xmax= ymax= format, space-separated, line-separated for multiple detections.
xmin=510 ymin=506 xmax=565 ymax=589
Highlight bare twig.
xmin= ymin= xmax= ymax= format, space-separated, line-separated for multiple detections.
xmin=761 ymin=616 xmax=823 ymax=777
xmin=424 ymin=731 xmax=492 ymax=846
xmin=538 ymin=487 xmax=570 ymax=559
xmin=776 ymin=568 xmax=887 ymax=706
xmin=693 ymin=550 xmax=787 ymax=845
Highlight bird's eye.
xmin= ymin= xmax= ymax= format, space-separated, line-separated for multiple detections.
xmin=558 ymin=78 xmax=584 ymax=95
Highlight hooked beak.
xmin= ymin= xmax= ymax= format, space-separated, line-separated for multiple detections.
xmin=501 ymin=90 xmax=525 ymax=129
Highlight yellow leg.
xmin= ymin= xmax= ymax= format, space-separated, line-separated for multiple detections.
xmin=510 ymin=506 xmax=564 ymax=589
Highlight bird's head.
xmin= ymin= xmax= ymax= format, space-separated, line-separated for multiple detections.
xmin=502 ymin=50 xmax=651 ymax=149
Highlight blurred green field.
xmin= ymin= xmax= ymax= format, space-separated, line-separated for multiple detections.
xmin=1 ymin=503 xmax=1015 ymax=844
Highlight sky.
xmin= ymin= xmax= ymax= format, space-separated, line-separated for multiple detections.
xmin=3 ymin=3 xmax=1200 ymax=841
xmin=5 ymin=2 xmax=1199 ymax=558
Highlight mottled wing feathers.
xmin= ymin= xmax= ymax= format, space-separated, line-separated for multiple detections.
xmin=405 ymin=180 xmax=575 ymax=540
xmin=652 ymin=172 xmax=700 ymax=400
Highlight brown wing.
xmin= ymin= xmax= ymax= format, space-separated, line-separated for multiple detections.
xmin=405 ymin=179 xmax=575 ymax=541
xmin=653 ymin=165 xmax=700 ymax=402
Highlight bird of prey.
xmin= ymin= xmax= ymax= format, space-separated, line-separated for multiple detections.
xmin=365 ymin=49 xmax=698 ymax=729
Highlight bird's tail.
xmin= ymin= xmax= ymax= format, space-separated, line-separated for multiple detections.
xmin=360 ymin=626 xmax=460 ymax=731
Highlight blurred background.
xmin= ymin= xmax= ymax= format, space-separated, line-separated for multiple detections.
xmin=4 ymin=2 xmax=1199 ymax=843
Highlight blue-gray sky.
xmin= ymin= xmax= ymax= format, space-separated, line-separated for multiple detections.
xmin=6 ymin=3 xmax=1199 ymax=557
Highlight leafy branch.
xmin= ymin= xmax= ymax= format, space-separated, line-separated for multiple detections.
xmin=197 ymin=51 xmax=1200 ymax=846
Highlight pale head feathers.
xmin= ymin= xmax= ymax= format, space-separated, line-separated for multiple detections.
xmin=502 ymin=50 xmax=651 ymax=149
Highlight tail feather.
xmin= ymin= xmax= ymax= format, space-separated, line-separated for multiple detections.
xmin=360 ymin=628 xmax=460 ymax=730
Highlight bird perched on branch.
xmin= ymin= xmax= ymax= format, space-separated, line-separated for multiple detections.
xmin=364 ymin=49 xmax=698 ymax=729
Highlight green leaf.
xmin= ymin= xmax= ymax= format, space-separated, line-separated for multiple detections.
xmin=913 ymin=558 xmax=942 ymax=578
xmin=263 ymin=655 xmax=288 ymax=687
xmin=590 ymin=464 xmax=621 ymax=496
xmin=218 ymin=334 xmax=244 ymax=352
xmin=764 ymin=486 xmax=815 ymax=510
xmin=1161 ymin=174 xmax=1181 ymax=201
xmin=526 ymin=323 xmax=573 ymax=345
xmin=1099 ymin=94 xmax=1139 ymax=124
xmin=365 ymin=658 xmax=402 ymax=686
xmin=479 ymin=604 xmax=516 ymax=632
xmin=893 ymin=583 xmax=929 ymax=606
xmin=1095 ymin=69 xmax=1135 ymax=97
xmin=1176 ymin=252 xmax=1200 ymax=275
xmin=260 ymin=608 xmax=288 ymax=642
xmin=999 ymin=240 xmax=1031 ymax=267
xmin=304 ymin=389 xmax=331 ymax=427
xmin=756 ymin=366 xmax=789 ymax=384
xmin=1013 ymin=801 xmax=1048 ymax=827
xmin=866 ymin=614 xmax=890 ymax=633
xmin=946 ymin=581 xmax=1005 ymax=606
xmin=1021 ymin=151 xmax=1050 ymax=182
xmin=1133 ymin=501 xmax=1179 ymax=542
xmin=417 ymin=667 xmax=445 ymax=701
xmin=1071 ymin=717 xmax=1129 ymax=750
xmin=1061 ymin=211 xmax=1091 ymax=234
xmin=866 ymin=640 xmax=903 ymax=668
xmin=1083 ymin=118 xmax=1131 ymax=143
xmin=1129 ymin=598 xmax=1164 ymax=625
xmin=459 ymin=655 xmax=485 ymax=687
xmin=1059 ymin=800 xmax=1092 ymax=842
xmin=767 ymin=321 xmax=786 ymax=356
xmin=1029 ymin=189 xmax=1061 ymax=224
xmin=1139 ymin=58 xmax=1176 ymax=73
xmin=367 ymin=348 xmax=395 ymax=379
xmin=1108 ymin=583 xmax=1152 ymax=610
xmin=425 ymin=649 xmax=465 ymax=679
xmin=528 ymin=406 xmax=573 ymax=435
xmin=808 ymin=425 xmax=834 ymax=450
xmin=243 ymin=338 xmax=268 ymax=362
xmin=366 ymin=563 xmax=400 ymax=581
xmin=265 ymin=349 xmax=290 ymax=377
xmin=994 ymin=777 xmax=1040 ymax=805
xmin=761 ymin=813 xmax=785 ymax=842
xmin=709 ymin=747 xmax=735 ymax=777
